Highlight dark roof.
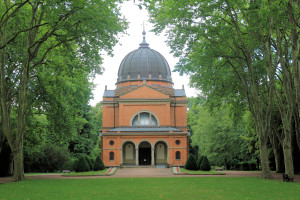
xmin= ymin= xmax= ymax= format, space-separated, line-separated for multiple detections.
xmin=117 ymin=34 xmax=172 ymax=83
xmin=174 ymin=89 xmax=186 ymax=97
xmin=103 ymin=90 xmax=115 ymax=97
xmin=107 ymin=127 xmax=183 ymax=132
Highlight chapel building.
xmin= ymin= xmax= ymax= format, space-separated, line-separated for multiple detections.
xmin=101 ymin=31 xmax=189 ymax=167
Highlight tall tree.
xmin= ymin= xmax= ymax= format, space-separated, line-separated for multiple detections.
xmin=189 ymin=102 xmax=243 ymax=169
xmin=144 ymin=0 xmax=274 ymax=178
xmin=0 ymin=0 xmax=127 ymax=181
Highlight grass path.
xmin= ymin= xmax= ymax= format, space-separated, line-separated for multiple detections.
xmin=0 ymin=177 xmax=299 ymax=200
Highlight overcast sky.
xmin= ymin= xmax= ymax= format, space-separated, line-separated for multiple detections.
xmin=89 ymin=1 xmax=199 ymax=106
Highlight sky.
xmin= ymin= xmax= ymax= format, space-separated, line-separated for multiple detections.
xmin=89 ymin=1 xmax=199 ymax=106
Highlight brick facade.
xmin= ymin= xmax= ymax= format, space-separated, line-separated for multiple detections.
xmin=101 ymin=36 xmax=189 ymax=167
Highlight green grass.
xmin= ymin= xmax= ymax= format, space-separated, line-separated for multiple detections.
xmin=180 ymin=168 xmax=225 ymax=175
xmin=61 ymin=170 xmax=107 ymax=176
xmin=0 ymin=177 xmax=299 ymax=200
xmin=25 ymin=173 xmax=62 ymax=176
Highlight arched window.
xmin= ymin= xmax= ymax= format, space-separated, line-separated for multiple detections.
xmin=176 ymin=151 xmax=181 ymax=160
xmin=109 ymin=152 xmax=114 ymax=161
xmin=132 ymin=112 xmax=158 ymax=126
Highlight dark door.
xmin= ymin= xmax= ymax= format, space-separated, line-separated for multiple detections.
xmin=139 ymin=148 xmax=151 ymax=165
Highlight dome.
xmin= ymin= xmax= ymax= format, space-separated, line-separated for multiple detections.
xmin=117 ymin=31 xmax=172 ymax=83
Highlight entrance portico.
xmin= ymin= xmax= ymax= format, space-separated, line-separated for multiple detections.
xmin=121 ymin=139 xmax=174 ymax=167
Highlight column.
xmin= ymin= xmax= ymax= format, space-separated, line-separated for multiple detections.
xmin=151 ymin=147 xmax=155 ymax=166
xmin=136 ymin=148 xmax=139 ymax=166
xmin=120 ymin=148 xmax=123 ymax=164
xmin=167 ymin=147 xmax=169 ymax=164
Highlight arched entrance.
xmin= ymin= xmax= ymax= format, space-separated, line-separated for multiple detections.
xmin=155 ymin=141 xmax=168 ymax=165
xmin=138 ymin=141 xmax=152 ymax=165
xmin=122 ymin=141 xmax=136 ymax=166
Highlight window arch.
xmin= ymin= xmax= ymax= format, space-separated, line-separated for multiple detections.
xmin=132 ymin=112 xmax=158 ymax=126
xmin=176 ymin=151 xmax=181 ymax=160
xmin=109 ymin=152 xmax=114 ymax=161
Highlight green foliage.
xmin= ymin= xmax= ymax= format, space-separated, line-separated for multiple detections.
xmin=200 ymin=156 xmax=211 ymax=171
xmin=185 ymin=154 xmax=198 ymax=170
xmin=197 ymin=156 xmax=204 ymax=170
xmin=241 ymin=162 xmax=250 ymax=171
xmin=93 ymin=155 xmax=105 ymax=171
xmin=24 ymin=144 xmax=70 ymax=172
xmin=74 ymin=155 xmax=90 ymax=172
xmin=0 ymin=0 xmax=127 ymax=180
xmin=188 ymin=99 xmax=245 ymax=167
xmin=85 ymin=157 xmax=93 ymax=170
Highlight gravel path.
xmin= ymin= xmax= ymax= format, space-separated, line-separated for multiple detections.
xmin=1 ymin=169 xmax=299 ymax=184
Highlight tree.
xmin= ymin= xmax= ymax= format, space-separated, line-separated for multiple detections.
xmin=0 ymin=0 xmax=127 ymax=181
xmin=93 ymin=155 xmax=105 ymax=171
xmin=200 ymin=156 xmax=211 ymax=171
xmin=197 ymin=156 xmax=204 ymax=171
xmin=144 ymin=0 xmax=300 ymax=179
xmin=185 ymin=154 xmax=198 ymax=170
xmin=189 ymin=101 xmax=243 ymax=169
xmin=75 ymin=155 xmax=90 ymax=172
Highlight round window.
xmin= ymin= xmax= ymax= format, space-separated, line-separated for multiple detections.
xmin=109 ymin=140 xmax=114 ymax=145
xmin=175 ymin=140 xmax=180 ymax=145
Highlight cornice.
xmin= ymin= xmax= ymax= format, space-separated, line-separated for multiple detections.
xmin=102 ymin=99 xmax=187 ymax=105
xmin=117 ymin=98 xmax=172 ymax=104
xmin=102 ymin=132 xmax=189 ymax=136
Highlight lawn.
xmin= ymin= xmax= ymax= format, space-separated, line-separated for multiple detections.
xmin=180 ymin=168 xmax=225 ymax=175
xmin=61 ymin=170 xmax=107 ymax=177
xmin=0 ymin=177 xmax=299 ymax=200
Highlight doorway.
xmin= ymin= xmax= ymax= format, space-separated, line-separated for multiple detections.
xmin=138 ymin=141 xmax=151 ymax=165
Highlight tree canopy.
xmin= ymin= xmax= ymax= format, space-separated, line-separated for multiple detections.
xmin=0 ymin=0 xmax=127 ymax=181
xmin=144 ymin=0 xmax=299 ymax=179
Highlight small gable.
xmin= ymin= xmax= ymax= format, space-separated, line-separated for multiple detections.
xmin=120 ymin=85 xmax=169 ymax=99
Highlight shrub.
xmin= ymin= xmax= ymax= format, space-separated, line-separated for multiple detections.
xmin=61 ymin=159 xmax=75 ymax=171
xmin=185 ymin=154 xmax=198 ymax=170
xmin=241 ymin=162 xmax=250 ymax=171
xmin=200 ymin=156 xmax=211 ymax=171
xmin=249 ymin=162 xmax=257 ymax=171
xmin=85 ymin=157 xmax=93 ymax=170
xmin=93 ymin=155 xmax=105 ymax=171
xmin=24 ymin=144 xmax=71 ymax=172
xmin=197 ymin=156 xmax=204 ymax=170
xmin=232 ymin=162 xmax=241 ymax=170
xmin=74 ymin=155 xmax=90 ymax=172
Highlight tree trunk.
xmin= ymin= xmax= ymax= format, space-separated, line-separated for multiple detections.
xmin=271 ymin=138 xmax=283 ymax=173
xmin=0 ymin=125 xmax=3 ymax=154
xmin=259 ymin=134 xmax=272 ymax=179
xmin=12 ymin=147 xmax=24 ymax=181
xmin=224 ymin=156 xmax=228 ymax=170
xmin=273 ymin=145 xmax=283 ymax=173
xmin=282 ymin=133 xmax=294 ymax=179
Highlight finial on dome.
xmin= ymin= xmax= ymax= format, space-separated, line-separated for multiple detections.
xmin=139 ymin=21 xmax=149 ymax=48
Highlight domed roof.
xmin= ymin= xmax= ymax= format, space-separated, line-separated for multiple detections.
xmin=117 ymin=31 xmax=172 ymax=83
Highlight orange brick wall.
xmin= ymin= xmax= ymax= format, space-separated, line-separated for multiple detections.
xmin=118 ymin=103 xmax=171 ymax=126
xmin=102 ymin=135 xmax=188 ymax=166
xmin=101 ymin=79 xmax=188 ymax=167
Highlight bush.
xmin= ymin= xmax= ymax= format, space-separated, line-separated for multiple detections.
xmin=85 ymin=157 xmax=93 ymax=170
xmin=197 ymin=156 xmax=204 ymax=170
xmin=185 ymin=154 xmax=198 ymax=170
xmin=74 ymin=155 xmax=90 ymax=172
xmin=93 ymin=155 xmax=105 ymax=171
xmin=249 ymin=162 xmax=257 ymax=171
xmin=241 ymin=162 xmax=250 ymax=171
xmin=61 ymin=159 xmax=75 ymax=171
xmin=24 ymin=144 xmax=71 ymax=172
xmin=200 ymin=156 xmax=211 ymax=171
